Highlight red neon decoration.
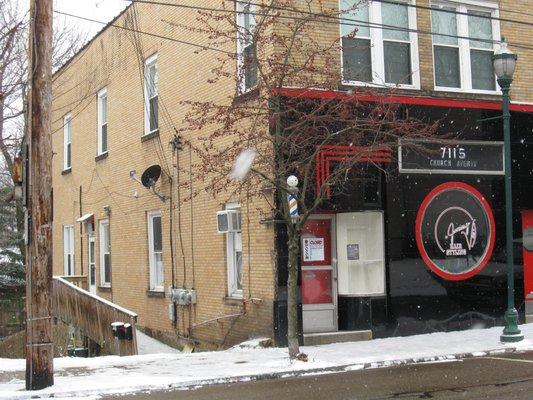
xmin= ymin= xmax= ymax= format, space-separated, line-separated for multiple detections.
xmin=415 ymin=182 xmax=496 ymax=281
xmin=315 ymin=145 xmax=392 ymax=197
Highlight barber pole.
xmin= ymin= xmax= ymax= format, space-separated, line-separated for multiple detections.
xmin=288 ymin=193 xmax=299 ymax=222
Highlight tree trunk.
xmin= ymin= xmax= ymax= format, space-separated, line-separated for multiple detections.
xmin=287 ymin=229 xmax=300 ymax=358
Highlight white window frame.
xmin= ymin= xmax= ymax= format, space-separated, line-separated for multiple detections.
xmin=97 ymin=87 xmax=108 ymax=155
xmin=143 ymin=53 xmax=158 ymax=136
xmin=63 ymin=113 xmax=72 ymax=170
xmin=63 ymin=225 xmax=75 ymax=276
xmin=225 ymin=203 xmax=243 ymax=298
xmin=236 ymin=2 xmax=258 ymax=94
xmin=99 ymin=219 xmax=111 ymax=287
xmin=340 ymin=0 xmax=420 ymax=90
xmin=431 ymin=0 xmax=500 ymax=94
xmin=147 ymin=210 xmax=164 ymax=291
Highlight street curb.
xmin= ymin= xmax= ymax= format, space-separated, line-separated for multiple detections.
xmin=5 ymin=346 xmax=529 ymax=399
xmin=152 ymin=345 xmax=528 ymax=394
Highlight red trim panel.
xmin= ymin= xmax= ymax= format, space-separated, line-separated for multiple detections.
xmin=276 ymin=87 xmax=533 ymax=113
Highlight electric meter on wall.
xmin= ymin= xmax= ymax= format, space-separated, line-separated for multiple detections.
xmin=216 ymin=210 xmax=241 ymax=234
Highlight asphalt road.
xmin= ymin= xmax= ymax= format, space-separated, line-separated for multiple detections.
xmin=108 ymin=351 xmax=533 ymax=400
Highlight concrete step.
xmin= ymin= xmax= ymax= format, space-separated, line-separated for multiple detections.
xmin=303 ymin=330 xmax=372 ymax=346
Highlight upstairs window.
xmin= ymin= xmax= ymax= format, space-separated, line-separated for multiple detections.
xmin=340 ymin=0 xmax=419 ymax=88
xmin=431 ymin=2 xmax=499 ymax=92
xmin=237 ymin=2 xmax=258 ymax=93
xmin=147 ymin=211 xmax=164 ymax=291
xmin=63 ymin=113 xmax=72 ymax=170
xmin=144 ymin=54 xmax=158 ymax=135
xmin=97 ymin=87 xmax=108 ymax=155
xmin=63 ymin=225 xmax=75 ymax=276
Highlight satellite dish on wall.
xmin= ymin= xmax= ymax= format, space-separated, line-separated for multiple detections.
xmin=141 ymin=165 xmax=162 ymax=188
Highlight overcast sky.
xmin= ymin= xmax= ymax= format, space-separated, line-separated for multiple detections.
xmin=54 ymin=0 xmax=129 ymax=39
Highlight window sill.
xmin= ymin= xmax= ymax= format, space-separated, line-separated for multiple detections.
xmin=95 ymin=152 xmax=108 ymax=162
xmin=61 ymin=168 xmax=72 ymax=175
xmin=98 ymin=285 xmax=111 ymax=292
xmin=147 ymin=290 xmax=165 ymax=298
xmin=141 ymin=130 xmax=160 ymax=142
xmin=224 ymin=296 xmax=244 ymax=306
xmin=432 ymin=86 xmax=501 ymax=96
xmin=341 ymin=80 xmax=420 ymax=91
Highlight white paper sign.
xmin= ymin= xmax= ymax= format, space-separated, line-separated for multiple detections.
xmin=303 ymin=238 xmax=325 ymax=262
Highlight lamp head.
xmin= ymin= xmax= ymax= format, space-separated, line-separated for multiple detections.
xmin=287 ymin=175 xmax=298 ymax=188
xmin=493 ymin=40 xmax=517 ymax=80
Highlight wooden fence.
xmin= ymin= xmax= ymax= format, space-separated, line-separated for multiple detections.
xmin=52 ymin=276 xmax=138 ymax=356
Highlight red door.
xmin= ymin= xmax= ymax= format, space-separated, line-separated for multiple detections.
xmin=301 ymin=216 xmax=337 ymax=333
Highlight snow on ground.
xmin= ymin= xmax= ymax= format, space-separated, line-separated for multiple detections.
xmin=136 ymin=331 xmax=180 ymax=355
xmin=1 ymin=324 xmax=532 ymax=399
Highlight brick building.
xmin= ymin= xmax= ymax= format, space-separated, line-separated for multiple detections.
xmin=51 ymin=0 xmax=533 ymax=349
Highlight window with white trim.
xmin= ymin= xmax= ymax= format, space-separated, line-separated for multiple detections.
xmin=144 ymin=54 xmax=158 ymax=135
xmin=63 ymin=225 xmax=75 ymax=276
xmin=63 ymin=113 xmax=72 ymax=170
xmin=431 ymin=1 xmax=499 ymax=92
xmin=340 ymin=0 xmax=419 ymax=88
xmin=99 ymin=219 xmax=111 ymax=286
xmin=225 ymin=203 xmax=243 ymax=298
xmin=236 ymin=2 xmax=257 ymax=93
xmin=147 ymin=211 xmax=164 ymax=291
xmin=97 ymin=87 xmax=108 ymax=155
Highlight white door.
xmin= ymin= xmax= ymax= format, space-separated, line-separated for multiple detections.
xmin=301 ymin=215 xmax=338 ymax=333
xmin=336 ymin=212 xmax=385 ymax=296
xmin=88 ymin=235 xmax=96 ymax=294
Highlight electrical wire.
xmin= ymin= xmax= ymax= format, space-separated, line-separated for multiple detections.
xmin=53 ymin=10 xmax=235 ymax=55
xmin=130 ymin=0 xmax=533 ymax=27
xmin=119 ymin=0 xmax=533 ymax=50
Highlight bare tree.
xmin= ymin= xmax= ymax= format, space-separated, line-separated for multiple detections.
xmin=0 ymin=0 xmax=84 ymax=269
xmin=175 ymin=0 xmax=440 ymax=358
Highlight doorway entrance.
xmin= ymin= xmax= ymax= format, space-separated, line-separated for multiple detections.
xmin=301 ymin=211 xmax=386 ymax=335
xmin=301 ymin=215 xmax=337 ymax=333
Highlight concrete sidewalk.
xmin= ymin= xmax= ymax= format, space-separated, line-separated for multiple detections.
xmin=1 ymin=324 xmax=532 ymax=399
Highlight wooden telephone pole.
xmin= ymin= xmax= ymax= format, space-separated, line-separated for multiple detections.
xmin=26 ymin=0 xmax=54 ymax=390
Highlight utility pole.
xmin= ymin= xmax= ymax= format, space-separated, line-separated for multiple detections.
xmin=26 ymin=0 xmax=54 ymax=390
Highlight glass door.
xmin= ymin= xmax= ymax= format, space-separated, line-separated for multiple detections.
xmin=301 ymin=215 xmax=338 ymax=333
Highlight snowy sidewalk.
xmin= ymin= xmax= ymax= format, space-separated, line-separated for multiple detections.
xmin=1 ymin=324 xmax=533 ymax=400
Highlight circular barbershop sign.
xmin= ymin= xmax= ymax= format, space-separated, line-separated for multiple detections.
xmin=415 ymin=182 xmax=495 ymax=281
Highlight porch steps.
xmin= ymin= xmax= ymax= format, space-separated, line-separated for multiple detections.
xmin=303 ymin=330 xmax=372 ymax=346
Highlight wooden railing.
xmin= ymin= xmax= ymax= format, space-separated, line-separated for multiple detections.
xmin=53 ymin=276 xmax=138 ymax=356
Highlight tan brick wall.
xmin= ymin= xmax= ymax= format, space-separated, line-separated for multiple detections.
xmin=52 ymin=2 xmax=275 ymax=348
xmin=276 ymin=0 xmax=533 ymax=103
xmin=52 ymin=0 xmax=533 ymax=348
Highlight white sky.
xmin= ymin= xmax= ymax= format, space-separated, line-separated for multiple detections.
xmin=54 ymin=0 xmax=129 ymax=39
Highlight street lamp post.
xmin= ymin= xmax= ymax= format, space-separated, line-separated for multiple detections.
xmin=493 ymin=40 xmax=524 ymax=343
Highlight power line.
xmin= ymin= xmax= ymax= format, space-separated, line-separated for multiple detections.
xmin=130 ymin=0 xmax=533 ymax=27
xmin=122 ymin=0 xmax=533 ymax=51
xmin=360 ymin=0 xmax=533 ymax=27
xmin=53 ymin=10 xmax=235 ymax=55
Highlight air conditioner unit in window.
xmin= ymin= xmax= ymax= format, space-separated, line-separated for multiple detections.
xmin=217 ymin=210 xmax=241 ymax=234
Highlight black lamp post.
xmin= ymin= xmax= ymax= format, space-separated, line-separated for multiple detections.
xmin=493 ymin=40 xmax=524 ymax=343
